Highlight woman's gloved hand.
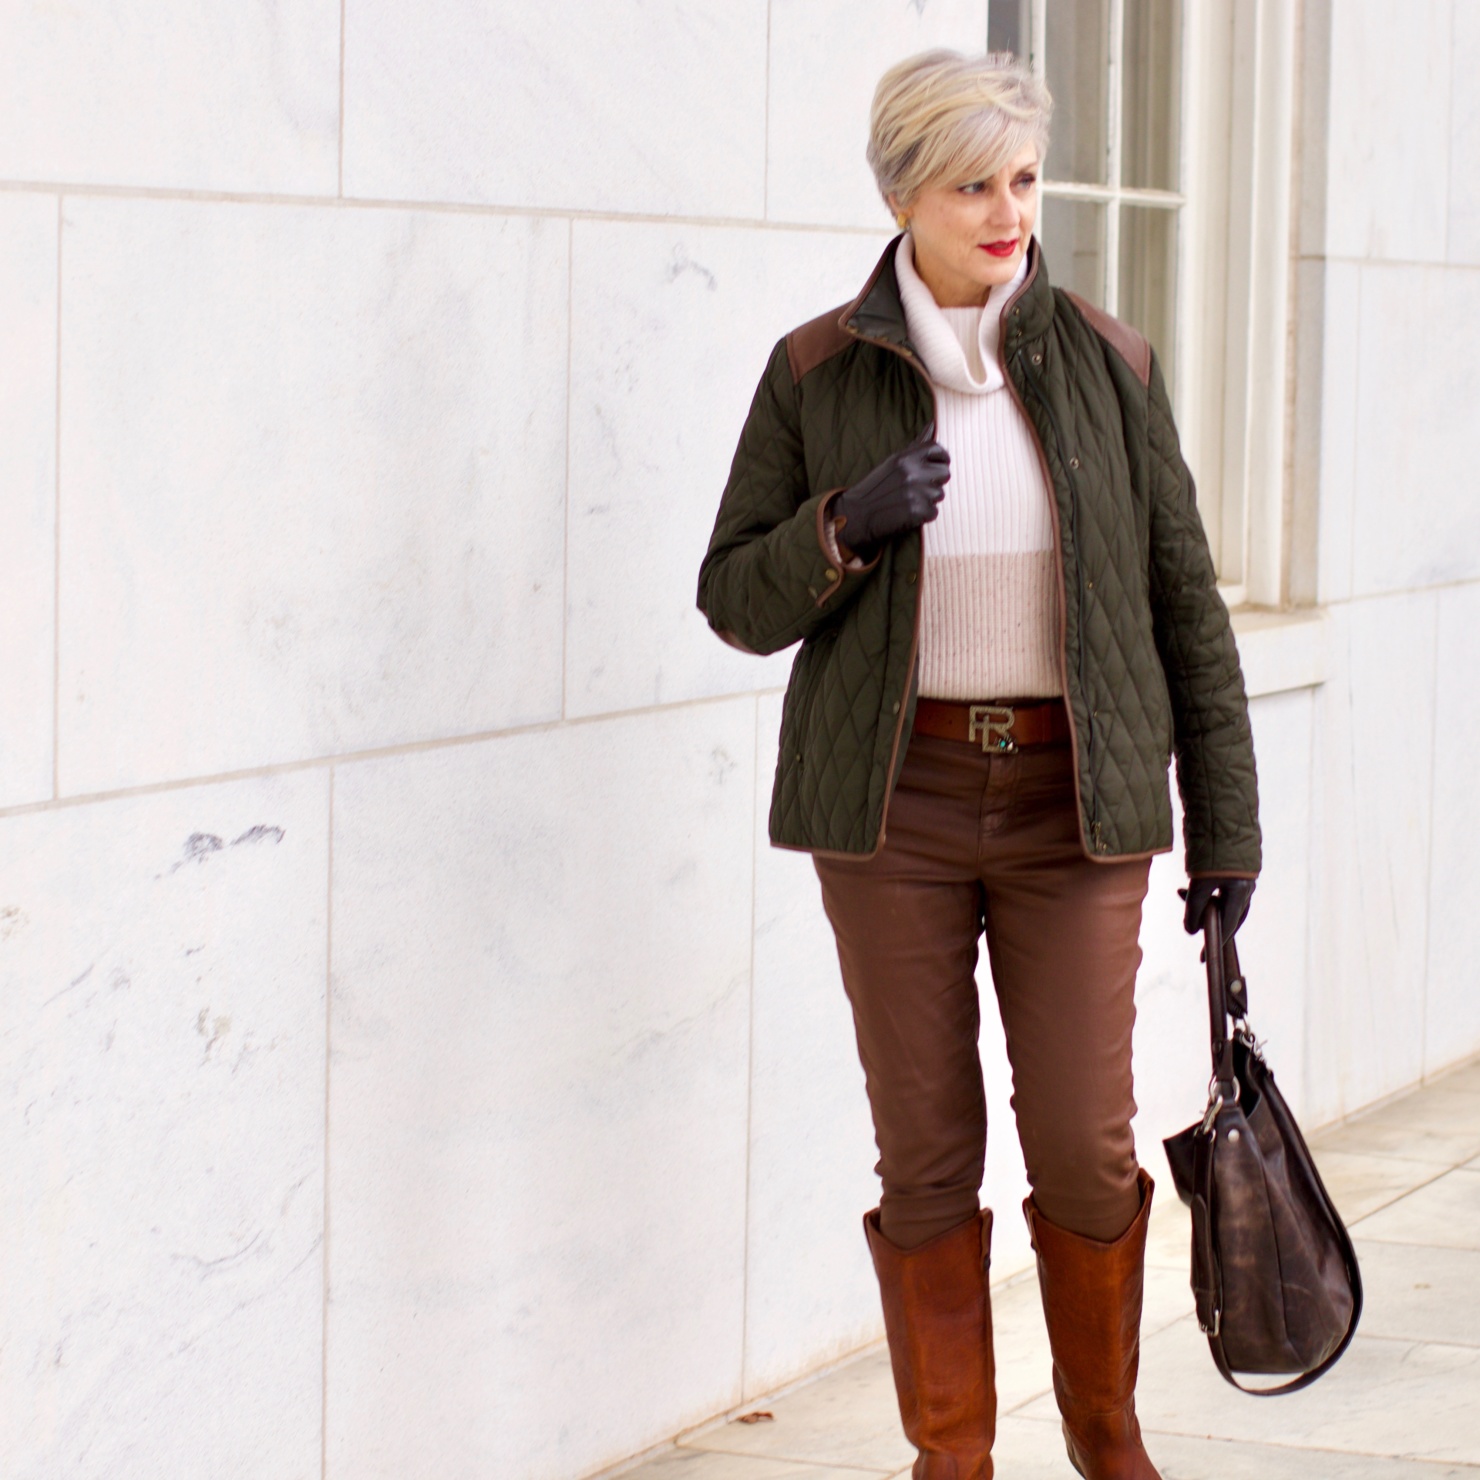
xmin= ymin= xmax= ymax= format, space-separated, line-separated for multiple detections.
xmin=1179 ymin=877 xmax=1256 ymax=940
xmin=831 ymin=423 xmax=951 ymax=559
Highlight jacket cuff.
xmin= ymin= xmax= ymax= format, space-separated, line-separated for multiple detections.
xmin=814 ymin=489 xmax=879 ymax=607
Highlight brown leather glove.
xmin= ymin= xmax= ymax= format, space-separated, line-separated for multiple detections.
xmin=1180 ymin=877 xmax=1256 ymax=940
xmin=831 ymin=423 xmax=950 ymax=559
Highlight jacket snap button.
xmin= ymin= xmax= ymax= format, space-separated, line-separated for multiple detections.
xmin=1069 ymin=456 xmax=1080 ymax=469
xmin=1031 ymin=353 xmax=1042 ymax=365
xmin=824 ymin=568 xmax=839 ymax=581
xmin=1086 ymin=580 xmax=1094 ymax=590
xmin=892 ymin=701 xmax=901 ymax=714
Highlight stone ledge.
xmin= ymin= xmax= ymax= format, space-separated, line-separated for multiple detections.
xmin=1231 ymin=606 xmax=1329 ymax=697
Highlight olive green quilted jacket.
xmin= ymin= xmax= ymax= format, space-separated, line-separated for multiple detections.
xmin=697 ymin=236 xmax=1259 ymax=875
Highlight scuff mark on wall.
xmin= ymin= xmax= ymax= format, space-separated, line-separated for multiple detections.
xmin=196 ymin=1008 xmax=232 ymax=1061
xmin=165 ymin=825 xmax=285 ymax=876
xmin=169 ymin=833 xmax=224 ymax=874
xmin=232 ymin=825 xmax=285 ymax=848
xmin=666 ymin=249 xmax=718 ymax=290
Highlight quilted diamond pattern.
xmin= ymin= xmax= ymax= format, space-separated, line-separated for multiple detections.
xmin=697 ymin=241 xmax=1260 ymax=875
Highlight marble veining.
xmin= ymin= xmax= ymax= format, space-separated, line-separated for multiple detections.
xmin=57 ymin=199 xmax=568 ymax=791
xmin=0 ymin=772 xmax=328 ymax=1479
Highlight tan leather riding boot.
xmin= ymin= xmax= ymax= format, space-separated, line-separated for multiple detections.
xmin=1023 ymin=1169 xmax=1161 ymax=1480
xmin=864 ymin=1208 xmax=996 ymax=1480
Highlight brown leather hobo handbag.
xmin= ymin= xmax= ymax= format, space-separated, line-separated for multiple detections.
xmin=1163 ymin=905 xmax=1363 ymax=1394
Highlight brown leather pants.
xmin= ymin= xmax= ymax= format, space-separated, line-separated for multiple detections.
xmin=814 ymin=729 xmax=1151 ymax=1251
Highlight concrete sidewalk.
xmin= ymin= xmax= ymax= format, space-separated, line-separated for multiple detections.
xmin=618 ymin=1057 xmax=1480 ymax=1479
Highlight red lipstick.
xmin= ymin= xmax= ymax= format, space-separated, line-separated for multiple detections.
xmin=981 ymin=239 xmax=1019 ymax=258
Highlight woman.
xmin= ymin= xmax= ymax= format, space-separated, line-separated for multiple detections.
xmin=698 ymin=51 xmax=1258 ymax=1480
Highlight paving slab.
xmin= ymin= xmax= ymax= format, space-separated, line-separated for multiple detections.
xmin=624 ymin=1450 xmax=891 ymax=1480
xmin=1352 ymin=1168 xmax=1480 ymax=1248
xmin=1430 ymin=1060 xmax=1480 ymax=1097
xmin=1312 ymin=1088 xmax=1480 ymax=1167
xmin=1353 ymin=1239 xmax=1480 ymax=1345
xmin=1307 ymin=1148 xmax=1447 ymax=1222
xmin=885 ymin=1417 xmax=1480 ymax=1478
xmin=615 ymin=1057 xmax=1480 ymax=1480
xmin=1042 ymin=1317 xmax=1480 ymax=1466
xmin=679 ymin=1349 xmax=911 ymax=1474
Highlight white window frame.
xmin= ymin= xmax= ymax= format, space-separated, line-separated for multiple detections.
xmin=1011 ymin=0 xmax=1297 ymax=608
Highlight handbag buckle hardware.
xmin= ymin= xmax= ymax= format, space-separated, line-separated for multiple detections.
xmin=1200 ymin=1089 xmax=1224 ymax=1135
xmin=1199 ymin=1309 xmax=1222 ymax=1337
xmin=968 ymin=704 xmax=1016 ymax=753
xmin=1234 ymin=1021 xmax=1265 ymax=1060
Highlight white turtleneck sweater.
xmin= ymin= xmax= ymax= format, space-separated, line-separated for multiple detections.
xmin=894 ymin=234 xmax=1061 ymax=700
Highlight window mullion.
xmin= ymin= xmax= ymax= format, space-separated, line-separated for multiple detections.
xmin=1103 ymin=0 xmax=1124 ymax=314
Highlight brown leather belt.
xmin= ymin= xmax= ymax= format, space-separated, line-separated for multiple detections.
xmin=912 ymin=697 xmax=1071 ymax=753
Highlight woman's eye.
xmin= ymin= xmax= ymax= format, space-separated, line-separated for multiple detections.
xmin=1016 ymin=174 xmax=1038 ymax=189
xmin=959 ymin=181 xmax=986 ymax=195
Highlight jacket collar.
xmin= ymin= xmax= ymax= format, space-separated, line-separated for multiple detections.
xmin=841 ymin=233 xmax=1055 ymax=360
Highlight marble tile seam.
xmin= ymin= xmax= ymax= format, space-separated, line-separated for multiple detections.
xmin=1294 ymin=250 xmax=1480 ymax=271
xmin=1130 ymin=1425 xmax=1480 ymax=1466
xmin=1341 ymin=1165 xmax=1465 ymax=1225
xmin=561 ymin=216 xmax=575 ymax=723
xmin=335 ymin=0 xmax=347 ymax=202
xmin=761 ymin=0 xmax=773 ymax=221
xmin=1421 ymin=595 xmax=1443 ymax=1065
xmin=0 ymin=686 xmax=790 ymax=823
xmin=50 ymin=192 xmax=62 ymax=803
xmin=1445 ymin=0 xmax=1459 ymax=268
xmin=320 ymin=763 xmax=335 ymax=1480
xmin=0 ymin=177 xmax=891 ymax=236
xmin=739 ymin=694 xmax=763 ymax=1394
xmin=1276 ymin=580 xmax=1480 ymax=626
xmin=665 ymin=1443 xmax=896 ymax=1474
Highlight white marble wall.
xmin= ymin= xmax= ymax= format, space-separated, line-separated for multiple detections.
xmin=0 ymin=194 xmax=56 ymax=808
xmin=2 ymin=2 xmax=1478 ymax=1477
xmin=0 ymin=774 xmax=328 ymax=1479
xmin=1295 ymin=0 xmax=1480 ymax=1115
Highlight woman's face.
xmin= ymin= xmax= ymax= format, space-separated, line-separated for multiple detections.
xmin=894 ymin=144 xmax=1040 ymax=308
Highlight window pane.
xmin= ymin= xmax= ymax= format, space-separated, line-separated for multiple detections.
xmin=1045 ymin=0 xmax=1109 ymax=184
xmin=1039 ymin=197 xmax=1106 ymax=305
xmin=1123 ymin=0 xmax=1183 ymax=190
xmin=1118 ymin=204 xmax=1177 ymax=389
xmin=987 ymin=0 xmax=1029 ymax=56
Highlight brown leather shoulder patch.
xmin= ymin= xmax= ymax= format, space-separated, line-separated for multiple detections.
xmin=1064 ymin=290 xmax=1152 ymax=389
xmin=786 ymin=303 xmax=854 ymax=384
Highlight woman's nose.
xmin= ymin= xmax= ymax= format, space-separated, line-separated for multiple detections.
xmin=985 ymin=187 xmax=1020 ymax=230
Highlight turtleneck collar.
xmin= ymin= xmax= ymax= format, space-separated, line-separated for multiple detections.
xmin=894 ymin=233 xmax=1031 ymax=395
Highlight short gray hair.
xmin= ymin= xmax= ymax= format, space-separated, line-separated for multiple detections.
xmin=867 ymin=50 xmax=1052 ymax=212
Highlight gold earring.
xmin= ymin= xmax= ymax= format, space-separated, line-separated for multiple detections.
xmin=895 ymin=210 xmax=909 ymax=230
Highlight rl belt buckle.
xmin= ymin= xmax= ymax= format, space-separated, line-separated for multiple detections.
xmin=968 ymin=704 xmax=1016 ymax=753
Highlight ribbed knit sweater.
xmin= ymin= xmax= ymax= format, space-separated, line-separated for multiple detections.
xmin=895 ymin=235 xmax=1061 ymax=700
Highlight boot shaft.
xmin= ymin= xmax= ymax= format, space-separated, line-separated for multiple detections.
xmin=1024 ymin=1169 xmax=1161 ymax=1480
xmin=866 ymin=1208 xmax=997 ymax=1480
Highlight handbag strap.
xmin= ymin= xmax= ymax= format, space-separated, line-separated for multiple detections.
xmin=1203 ymin=905 xmax=1235 ymax=1090
xmin=1192 ymin=903 xmax=1365 ymax=1396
